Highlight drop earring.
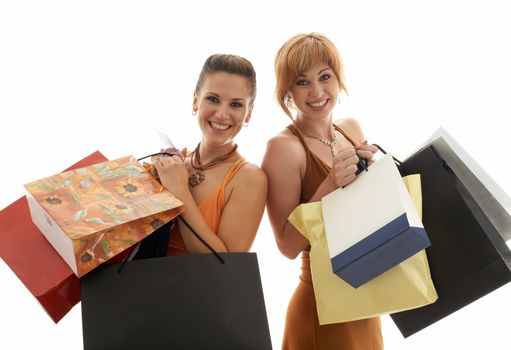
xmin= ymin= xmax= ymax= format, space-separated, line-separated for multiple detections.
xmin=192 ymin=111 xmax=197 ymax=116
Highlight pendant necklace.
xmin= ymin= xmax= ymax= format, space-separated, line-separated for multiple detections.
xmin=189 ymin=143 xmax=238 ymax=187
xmin=296 ymin=123 xmax=337 ymax=157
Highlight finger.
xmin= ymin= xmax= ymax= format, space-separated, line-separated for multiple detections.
xmin=345 ymin=164 xmax=358 ymax=174
xmin=341 ymin=173 xmax=357 ymax=187
xmin=356 ymin=149 xmax=374 ymax=160
xmin=337 ymin=147 xmax=357 ymax=160
xmin=358 ymin=144 xmax=378 ymax=153
xmin=178 ymin=147 xmax=188 ymax=161
xmin=344 ymin=154 xmax=360 ymax=165
xmin=152 ymin=159 xmax=163 ymax=171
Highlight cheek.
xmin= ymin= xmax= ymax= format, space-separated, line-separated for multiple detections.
xmin=291 ymin=90 xmax=307 ymax=103
xmin=234 ymin=108 xmax=250 ymax=122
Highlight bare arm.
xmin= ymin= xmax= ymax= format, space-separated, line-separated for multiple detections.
xmin=155 ymin=157 xmax=267 ymax=253
xmin=262 ymin=134 xmax=310 ymax=259
xmin=263 ymin=119 xmax=374 ymax=260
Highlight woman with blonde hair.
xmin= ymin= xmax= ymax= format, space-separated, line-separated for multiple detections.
xmin=262 ymin=33 xmax=383 ymax=349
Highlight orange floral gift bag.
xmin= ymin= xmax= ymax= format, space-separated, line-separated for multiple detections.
xmin=24 ymin=156 xmax=184 ymax=277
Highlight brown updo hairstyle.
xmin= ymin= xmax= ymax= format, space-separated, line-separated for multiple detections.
xmin=195 ymin=53 xmax=257 ymax=106
xmin=274 ymin=33 xmax=346 ymax=118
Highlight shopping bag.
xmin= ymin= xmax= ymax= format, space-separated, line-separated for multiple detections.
xmin=289 ymin=174 xmax=438 ymax=325
xmin=80 ymin=222 xmax=273 ymax=350
xmin=424 ymin=127 xmax=511 ymax=241
xmin=0 ymin=151 xmax=105 ymax=322
xmin=390 ymin=145 xmax=511 ymax=337
xmin=24 ymin=156 xmax=184 ymax=277
xmin=321 ymin=154 xmax=431 ymax=288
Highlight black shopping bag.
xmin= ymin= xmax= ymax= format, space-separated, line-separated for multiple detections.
xmin=80 ymin=218 xmax=272 ymax=350
xmin=390 ymin=145 xmax=511 ymax=337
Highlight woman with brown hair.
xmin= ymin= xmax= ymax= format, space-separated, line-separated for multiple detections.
xmin=154 ymin=54 xmax=267 ymax=255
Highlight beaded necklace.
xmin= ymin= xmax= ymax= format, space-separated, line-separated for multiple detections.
xmin=188 ymin=143 xmax=238 ymax=187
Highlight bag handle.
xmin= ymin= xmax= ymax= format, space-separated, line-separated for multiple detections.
xmin=137 ymin=151 xmax=178 ymax=161
xmin=332 ymin=124 xmax=402 ymax=168
xmin=116 ymin=151 xmax=226 ymax=273
xmin=137 ymin=151 xmax=225 ymax=262
xmin=372 ymin=144 xmax=403 ymax=165
xmin=118 ymin=216 xmax=225 ymax=273
xmin=178 ymin=216 xmax=225 ymax=263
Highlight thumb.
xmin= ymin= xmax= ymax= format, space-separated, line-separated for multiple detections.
xmin=179 ymin=147 xmax=188 ymax=160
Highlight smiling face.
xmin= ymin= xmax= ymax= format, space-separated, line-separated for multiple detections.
xmin=287 ymin=62 xmax=340 ymax=121
xmin=193 ymin=72 xmax=253 ymax=148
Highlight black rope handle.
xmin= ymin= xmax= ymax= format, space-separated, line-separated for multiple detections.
xmin=179 ymin=216 xmax=225 ymax=264
xmin=372 ymin=144 xmax=403 ymax=165
xmin=137 ymin=151 xmax=179 ymax=162
xmin=117 ymin=215 xmax=225 ymax=273
xmin=115 ymin=150 xmax=225 ymax=268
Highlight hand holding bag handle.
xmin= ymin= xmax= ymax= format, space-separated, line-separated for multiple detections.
xmin=372 ymin=144 xmax=403 ymax=166
xmin=116 ymin=148 xmax=226 ymax=272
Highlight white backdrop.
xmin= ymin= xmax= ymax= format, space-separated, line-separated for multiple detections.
xmin=1 ymin=1 xmax=510 ymax=349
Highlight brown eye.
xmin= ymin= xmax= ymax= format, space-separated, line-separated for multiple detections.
xmin=320 ymin=74 xmax=331 ymax=81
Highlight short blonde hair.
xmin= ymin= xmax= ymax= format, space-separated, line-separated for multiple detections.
xmin=274 ymin=33 xmax=346 ymax=117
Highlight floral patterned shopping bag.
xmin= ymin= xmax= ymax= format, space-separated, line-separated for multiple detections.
xmin=24 ymin=156 xmax=184 ymax=277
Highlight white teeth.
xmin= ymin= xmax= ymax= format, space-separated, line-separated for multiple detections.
xmin=309 ymin=100 xmax=327 ymax=108
xmin=210 ymin=121 xmax=230 ymax=130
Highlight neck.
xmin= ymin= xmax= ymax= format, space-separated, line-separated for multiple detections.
xmin=197 ymin=140 xmax=238 ymax=165
xmin=294 ymin=115 xmax=334 ymax=140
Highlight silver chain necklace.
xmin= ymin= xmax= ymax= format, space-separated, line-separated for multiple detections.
xmin=296 ymin=124 xmax=337 ymax=157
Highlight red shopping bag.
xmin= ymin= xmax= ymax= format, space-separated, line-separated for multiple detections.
xmin=0 ymin=151 xmax=107 ymax=323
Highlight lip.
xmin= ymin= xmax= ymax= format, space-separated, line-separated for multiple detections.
xmin=208 ymin=120 xmax=232 ymax=131
xmin=307 ymin=98 xmax=329 ymax=110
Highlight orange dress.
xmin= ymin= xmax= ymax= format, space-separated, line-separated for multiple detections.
xmin=167 ymin=158 xmax=246 ymax=255
xmin=282 ymin=125 xmax=383 ymax=350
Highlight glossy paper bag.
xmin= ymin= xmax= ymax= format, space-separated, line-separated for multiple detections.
xmin=24 ymin=156 xmax=184 ymax=277
xmin=0 ymin=151 xmax=104 ymax=322
xmin=289 ymin=174 xmax=437 ymax=324
xmin=322 ymin=155 xmax=430 ymax=288
xmin=391 ymin=145 xmax=511 ymax=337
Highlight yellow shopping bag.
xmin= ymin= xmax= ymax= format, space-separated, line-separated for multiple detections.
xmin=288 ymin=174 xmax=437 ymax=324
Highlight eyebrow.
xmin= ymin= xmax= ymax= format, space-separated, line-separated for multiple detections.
xmin=298 ymin=67 xmax=331 ymax=78
xmin=205 ymin=92 xmax=246 ymax=102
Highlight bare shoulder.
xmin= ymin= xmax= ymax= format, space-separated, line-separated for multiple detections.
xmin=235 ymin=162 xmax=267 ymax=188
xmin=265 ymin=128 xmax=305 ymax=161
xmin=334 ymin=117 xmax=366 ymax=143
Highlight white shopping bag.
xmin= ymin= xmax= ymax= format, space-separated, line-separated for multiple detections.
xmin=321 ymin=153 xmax=430 ymax=288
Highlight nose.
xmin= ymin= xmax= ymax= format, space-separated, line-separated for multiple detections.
xmin=215 ymin=102 xmax=230 ymax=120
xmin=309 ymin=82 xmax=324 ymax=98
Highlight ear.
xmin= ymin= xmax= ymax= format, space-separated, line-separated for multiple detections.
xmin=285 ymin=93 xmax=294 ymax=107
xmin=192 ymin=92 xmax=199 ymax=113
xmin=244 ymin=105 xmax=254 ymax=124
